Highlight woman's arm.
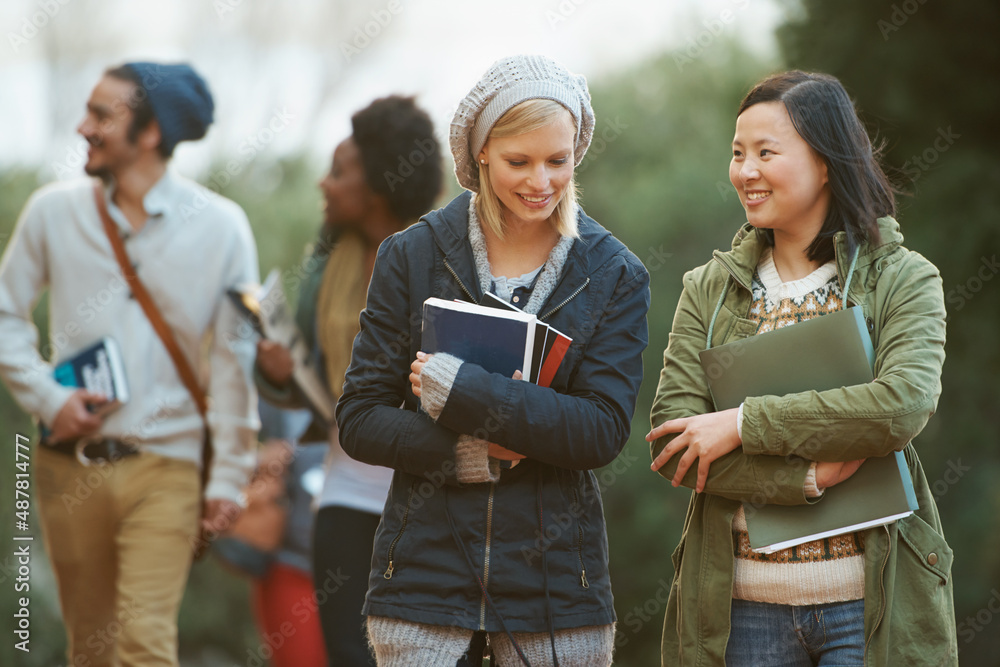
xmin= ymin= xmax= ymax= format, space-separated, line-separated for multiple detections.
xmin=649 ymin=268 xmax=818 ymax=505
xmin=740 ymin=253 xmax=946 ymax=461
xmin=431 ymin=255 xmax=651 ymax=471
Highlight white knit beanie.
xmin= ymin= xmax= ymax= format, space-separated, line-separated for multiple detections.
xmin=450 ymin=54 xmax=595 ymax=192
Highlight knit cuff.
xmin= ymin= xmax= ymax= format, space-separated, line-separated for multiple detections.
xmin=804 ymin=461 xmax=825 ymax=498
xmin=366 ymin=616 xmax=473 ymax=664
xmin=420 ymin=352 xmax=463 ymax=421
xmin=455 ymin=434 xmax=500 ymax=484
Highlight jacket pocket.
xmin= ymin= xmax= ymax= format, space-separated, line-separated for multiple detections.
xmin=382 ymin=480 xmax=416 ymax=580
xmin=888 ymin=513 xmax=958 ymax=662
xmin=897 ymin=513 xmax=953 ymax=585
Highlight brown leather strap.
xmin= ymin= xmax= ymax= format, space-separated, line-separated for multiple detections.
xmin=93 ymin=180 xmax=213 ymax=489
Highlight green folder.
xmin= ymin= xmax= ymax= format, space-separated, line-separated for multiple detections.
xmin=698 ymin=306 xmax=919 ymax=553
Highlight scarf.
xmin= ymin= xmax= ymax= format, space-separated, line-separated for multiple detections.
xmin=316 ymin=229 xmax=369 ymax=401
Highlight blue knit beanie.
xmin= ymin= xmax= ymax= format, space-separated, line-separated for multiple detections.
xmin=123 ymin=62 xmax=214 ymax=155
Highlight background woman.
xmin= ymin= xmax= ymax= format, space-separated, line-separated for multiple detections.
xmin=337 ymin=55 xmax=650 ymax=666
xmin=648 ymin=71 xmax=956 ymax=666
xmin=255 ymin=95 xmax=443 ymax=666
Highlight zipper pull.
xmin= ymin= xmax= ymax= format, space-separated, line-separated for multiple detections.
xmin=384 ymin=561 xmax=394 ymax=580
xmin=581 ymin=570 xmax=589 ymax=589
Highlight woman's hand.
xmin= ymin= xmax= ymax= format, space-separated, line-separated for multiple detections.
xmin=647 ymin=408 xmax=741 ymax=492
xmin=202 ymin=499 xmax=242 ymax=535
xmin=413 ymin=354 xmax=526 ymax=462
xmin=815 ymin=459 xmax=866 ymax=490
xmin=409 ymin=351 xmax=433 ymax=397
xmin=411 ymin=353 xmax=523 ymax=397
xmin=256 ymin=339 xmax=294 ymax=387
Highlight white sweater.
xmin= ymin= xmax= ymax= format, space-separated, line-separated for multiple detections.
xmin=0 ymin=172 xmax=260 ymax=502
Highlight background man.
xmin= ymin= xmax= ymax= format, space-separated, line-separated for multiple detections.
xmin=0 ymin=62 xmax=259 ymax=666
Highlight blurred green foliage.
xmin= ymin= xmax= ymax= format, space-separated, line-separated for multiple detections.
xmin=1 ymin=2 xmax=996 ymax=666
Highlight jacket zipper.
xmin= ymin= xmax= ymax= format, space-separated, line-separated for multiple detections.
xmin=864 ymin=525 xmax=891 ymax=660
xmin=444 ymin=256 xmax=590 ymax=322
xmin=442 ymin=259 xmax=591 ymax=621
xmin=571 ymin=489 xmax=589 ymax=588
xmin=383 ymin=481 xmax=416 ymax=580
xmin=540 ymin=278 xmax=590 ymax=321
xmin=443 ymin=258 xmax=478 ymax=302
xmin=480 ymin=481 xmax=496 ymax=629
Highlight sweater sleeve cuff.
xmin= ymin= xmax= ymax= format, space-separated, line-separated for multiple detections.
xmin=38 ymin=383 xmax=78 ymax=428
xmin=204 ymin=419 xmax=257 ymax=504
xmin=420 ymin=352 xmax=462 ymax=421
xmin=804 ymin=461 xmax=824 ymax=498
xmin=455 ymin=434 xmax=500 ymax=484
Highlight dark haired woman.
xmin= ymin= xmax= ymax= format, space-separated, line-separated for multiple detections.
xmin=648 ymin=71 xmax=956 ymax=666
xmin=255 ymin=95 xmax=443 ymax=666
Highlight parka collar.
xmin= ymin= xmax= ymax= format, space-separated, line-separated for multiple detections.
xmin=712 ymin=217 xmax=905 ymax=302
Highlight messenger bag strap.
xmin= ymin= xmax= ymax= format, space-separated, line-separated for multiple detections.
xmin=92 ymin=180 xmax=213 ymax=491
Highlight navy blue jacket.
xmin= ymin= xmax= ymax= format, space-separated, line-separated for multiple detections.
xmin=337 ymin=191 xmax=650 ymax=633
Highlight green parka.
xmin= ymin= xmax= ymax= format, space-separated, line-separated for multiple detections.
xmin=650 ymin=217 xmax=958 ymax=666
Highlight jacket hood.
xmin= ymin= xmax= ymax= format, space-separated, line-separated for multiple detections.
xmin=417 ymin=191 xmax=621 ymax=308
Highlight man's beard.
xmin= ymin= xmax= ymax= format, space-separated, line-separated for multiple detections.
xmin=83 ymin=162 xmax=112 ymax=182
xmin=82 ymin=138 xmax=115 ymax=182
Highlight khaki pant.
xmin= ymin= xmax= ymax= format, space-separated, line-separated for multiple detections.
xmin=35 ymin=446 xmax=201 ymax=667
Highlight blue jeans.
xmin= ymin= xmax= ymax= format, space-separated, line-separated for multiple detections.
xmin=726 ymin=599 xmax=865 ymax=667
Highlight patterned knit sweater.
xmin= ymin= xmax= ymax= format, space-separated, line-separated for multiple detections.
xmin=732 ymin=247 xmax=866 ymax=605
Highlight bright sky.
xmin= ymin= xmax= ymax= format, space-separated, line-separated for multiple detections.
xmin=0 ymin=0 xmax=783 ymax=178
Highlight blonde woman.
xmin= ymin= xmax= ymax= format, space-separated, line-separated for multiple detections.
xmin=337 ymin=55 xmax=650 ymax=666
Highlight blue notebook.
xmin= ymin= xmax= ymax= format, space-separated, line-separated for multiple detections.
xmin=421 ymin=297 xmax=536 ymax=380
xmin=53 ymin=337 xmax=129 ymax=416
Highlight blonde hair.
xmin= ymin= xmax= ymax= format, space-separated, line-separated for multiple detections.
xmin=474 ymin=99 xmax=580 ymax=240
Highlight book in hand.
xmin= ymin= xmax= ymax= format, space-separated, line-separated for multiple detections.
xmin=53 ymin=337 xmax=129 ymax=416
xmin=478 ymin=292 xmax=573 ymax=387
xmin=743 ymin=451 xmax=919 ymax=553
xmin=471 ymin=292 xmax=573 ymax=387
xmin=228 ymin=268 xmax=334 ymax=426
xmin=696 ymin=306 xmax=918 ymax=553
xmin=422 ymin=297 xmax=538 ymax=381
xmin=536 ymin=325 xmax=572 ymax=388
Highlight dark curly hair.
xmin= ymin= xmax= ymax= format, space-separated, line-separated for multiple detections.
xmin=351 ymin=95 xmax=443 ymax=221
xmin=738 ymin=71 xmax=894 ymax=264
